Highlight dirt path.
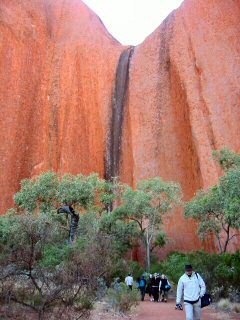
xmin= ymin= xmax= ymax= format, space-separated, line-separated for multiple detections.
xmin=133 ymin=299 xmax=240 ymax=320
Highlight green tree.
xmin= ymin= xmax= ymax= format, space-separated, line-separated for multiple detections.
xmin=213 ymin=148 xmax=240 ymax=171
xmin=14 ymin=171 xmax=115 ymax=215
xmin=0 ymin=210 xmax=126 ymax=319
xmin=113 ymin=177 xmax=182 ymax=271
xmin=185 ymin=148 xmax=240 ymax=253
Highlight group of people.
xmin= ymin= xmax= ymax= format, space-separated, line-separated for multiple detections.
xmin=125 ymin=264 xmax=207 ymax=320
xmin=125 ymin=272 xmax=171 ymax=302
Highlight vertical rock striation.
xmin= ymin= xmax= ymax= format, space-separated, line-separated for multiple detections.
xmin=0 ymin=0 xmax=239 ymax=252
xmin=105 ymin=46 xmax=134 ymax=181
xmin=120 ymin=0 xmax=240 ymax=253
xmin=0 ymin=0 xmax=123 ymax=213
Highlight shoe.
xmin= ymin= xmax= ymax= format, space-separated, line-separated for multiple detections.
xmin=164 ymin=299 xmax=167 ymax=302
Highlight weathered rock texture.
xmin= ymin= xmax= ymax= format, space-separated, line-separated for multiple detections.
xmin=121 ymin=0 xmax=240 ymax=253
xmin=0 ymin=0 xmax=239 ymax=252
xmin=0 ymin=0 xmax=123 ymax=212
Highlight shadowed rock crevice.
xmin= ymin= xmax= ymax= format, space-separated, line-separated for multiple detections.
xmin=105 ymin=46 xmax=134 ymax=181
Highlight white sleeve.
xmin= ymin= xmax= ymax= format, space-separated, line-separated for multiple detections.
xmin=176 ymin=277 xmax=183 ymax=304
xmin=159 ymin=280 xmax=162 ymax=290
xmin=198 ymin=274 xmax=206 ymax=297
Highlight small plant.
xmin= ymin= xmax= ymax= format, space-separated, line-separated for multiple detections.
xmin=217 ymin=299 xmax=240 ymax=313
xmin=105 ymin=283 xmax=140 ymax=314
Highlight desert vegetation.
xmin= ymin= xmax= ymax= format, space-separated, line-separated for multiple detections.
xmin=0 ymin=148 xmax=240 ymax=319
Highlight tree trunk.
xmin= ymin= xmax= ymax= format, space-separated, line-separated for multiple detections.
xmin=223 ymin=225 xmax=230 ymax=253
xmin=145 ymin=229 xmax=151 ymax=272
xmin=146 ymin=241 xmax=150 ymax=272
xmin=38 ymin=306 xmax=44 ymax=320
xmin=216 ymin=235 xmax=223 ymax=253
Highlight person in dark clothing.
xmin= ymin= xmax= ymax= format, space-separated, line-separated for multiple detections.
xmin=159 ymin=274 xmax=171 ymax=302
xmin=152 ymin=273 xmax=160 ymax=302
xmin=139 ymin=276 xmax=147 ymax=301
xmin=135 ymin=277 xmax=141 ymax=289
xmin=146 ymin=274 xmax=153 ymax=301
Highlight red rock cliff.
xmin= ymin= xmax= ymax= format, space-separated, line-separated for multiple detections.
xmin=0 ymin=0 xmax=123 ymax=212
xmin=120 ymin=0 xmax=240 ymax=252
xmin=0 ymin=0 xmax=239 ymax=252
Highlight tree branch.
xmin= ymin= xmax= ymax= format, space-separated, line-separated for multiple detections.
xmin=11 ymin=296 xmax=37 ymax=312
xmin=228 ymin=233 xmax=240 ymax=242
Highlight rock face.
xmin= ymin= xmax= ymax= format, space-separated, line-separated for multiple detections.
xmin=0 ymin=0 xmax=123 ymax=212
xmin=121 ymin=0 xmax=240 ymax=253
xmin=0 ymin=0 xmax=239 ymax=252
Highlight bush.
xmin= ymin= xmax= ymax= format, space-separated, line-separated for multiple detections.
xmin=217 ymin=299 xmax=240 ymax=313
xmin=0 ymin=213 xmax=119 ymax=320
xmin=160 ymin=251 xmax=240 ymax=301
xmin=105 ymin=283 xmax=140 ymax=314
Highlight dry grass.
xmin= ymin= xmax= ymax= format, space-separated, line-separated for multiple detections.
xmin=90 ymin=301 xmax=135 ymax=320
xmin=217 ymin=299 xmax=240 ymax=314
xmin=231 ymin=303 xmax=240 ymax=313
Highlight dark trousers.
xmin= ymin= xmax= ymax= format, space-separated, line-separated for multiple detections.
xmin=160 ymin=289 xmax=168 ymax=300
xmin=128 ymin=285 xmax=132 ymax=290
xmin=152 ymin=286 xmax=159 ymax=301
xmin=139 ymin=287 xmax=146 ymax=301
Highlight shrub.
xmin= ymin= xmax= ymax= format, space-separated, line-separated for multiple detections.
xmin=160 ymin=251 xmax=240 ymax=301
xmin=217 ymin=299 xmax=240 ymax=313
xmin=105 ymin=283 xmax=140 ymax=314
xmin=0 ymin=213 xmax=118 ymax=319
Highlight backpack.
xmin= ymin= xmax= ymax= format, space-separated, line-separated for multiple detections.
xmin=165 ymin=284 xmax=171 ymax=291
xmin=195 ymin=272 xmax=212 ymax=308
xmin=139 ymin=279 xmax=145 ymax=287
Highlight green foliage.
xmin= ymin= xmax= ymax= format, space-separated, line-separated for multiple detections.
xmin=113 ymin=177 xmax=182 ymax=270
xmin=219 ymin=169 xmax=240 ymax=229
xmin=14 ymin=179 xmax=39 ymax=212
xmin=213 ymin=148 xmax=240 ymax=171
xmin=160 ymin=251 xmax=240 ymax=301
xmin=100 ymin=211 xmax=139 ymax=256
xmin=185 ymin=149 xmax=240 ymax=253
xmin=127 ymin=261 xmax=145 ymax=279
xmin=115 ymin=177 xmax=181 ymax=228
xmin=105 ymin=283 xmax=140 ymax=314
xmin=151 ymin=230 xmax=168 ymax=252
xmin=0 ymin=210 xmax=120 ymax=319
xmin=149 ymin=261 xmax=162 ymax=275
xmin=39 ymin=244 xmax=70 ymax=269
xmin=13 ymin=171 xmax=116 ymax=215
xmin=185 ymin=187 xmax=222 ymax=240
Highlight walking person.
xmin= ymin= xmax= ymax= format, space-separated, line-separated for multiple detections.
xmin=135 ymin=277 xmax=140 ymax=289
xmin=146 ymin=274 xmax=153 ymax=301
xmin=151 ymin=273 xmax=160 ymax=302
xmin=159 ymin=274 xmax=171 ymax=302
xmin=139 ymin=276 xmax=147 ymax=301
xmin=176 ymin=264 xmax=206 ymax=320
xmin=125 ymin=272 xmax=133 ymax=290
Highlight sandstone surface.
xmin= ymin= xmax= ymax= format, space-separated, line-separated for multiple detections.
xmin=0 ymin=0 xmax=123 ymax=212
xmin=0 ymin=0 xmax=239 ymax=252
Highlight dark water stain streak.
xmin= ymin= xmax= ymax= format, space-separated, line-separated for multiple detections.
xmin=105 ymin=46 xmax=134 ymax=181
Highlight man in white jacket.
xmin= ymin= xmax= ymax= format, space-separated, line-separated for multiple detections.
xmin=176 ymin=264 xmax=206 ymax=320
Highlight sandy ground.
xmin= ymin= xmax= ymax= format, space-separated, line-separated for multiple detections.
xmin=133 ymin=299 xmax=240 ymax=320
xmin=90 ymin=298 xmax=240 ymax=320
